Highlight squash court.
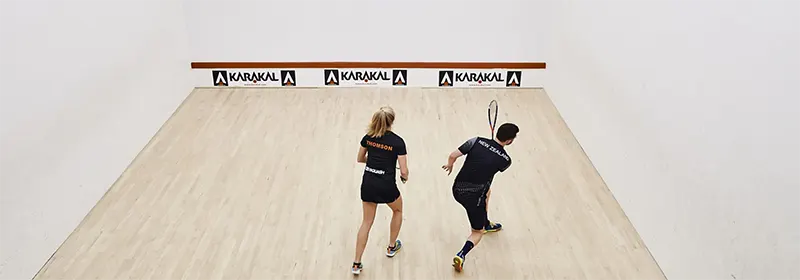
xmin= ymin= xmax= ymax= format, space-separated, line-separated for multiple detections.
xmin=33 ymin=88 xmax=665 ymax=279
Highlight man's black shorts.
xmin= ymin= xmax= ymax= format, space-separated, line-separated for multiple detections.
xmin=452 ymin=181 xmax=491 ymax=230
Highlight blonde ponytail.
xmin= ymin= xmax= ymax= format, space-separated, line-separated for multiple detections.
xmin=367 ymin=106 xmax=395 ymax=137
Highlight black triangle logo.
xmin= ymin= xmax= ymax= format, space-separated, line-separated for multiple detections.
xmin=505 ymin=71 xmax=522 ymax=87
xmin=324 ymin=69 xmax=339 ymax=85
xmin=212 ymin=70 xmax=228 ymax=86
xmin=281 ymin=70 xmax=296 ymax=86
xmin=392 ymin=69 xmax=407 ymax=86
xmin=438 ymin=71 xmax=453 ymax=87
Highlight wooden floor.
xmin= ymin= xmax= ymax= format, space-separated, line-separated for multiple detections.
xmin=35 ymin=88 xmax=665 ymax=280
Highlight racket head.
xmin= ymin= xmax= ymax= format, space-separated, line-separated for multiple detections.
xmin=488 ymin=100 xmax=498 ymax=137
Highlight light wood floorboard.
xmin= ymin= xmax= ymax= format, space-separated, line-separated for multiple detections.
xmin=35 ymin=87 xmax=664 ymax=280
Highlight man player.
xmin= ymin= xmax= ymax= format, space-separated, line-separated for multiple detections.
xmin=441 ymin=123 xmax=519 ymax=272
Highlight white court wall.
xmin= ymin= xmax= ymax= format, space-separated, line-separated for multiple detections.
xmin=183 ymin=0 xmax=545 ymax=62
xmin=0 ymin=0 xmax=193 ymax=279
xmin=541 ymin=0 xmax=800 ymax=279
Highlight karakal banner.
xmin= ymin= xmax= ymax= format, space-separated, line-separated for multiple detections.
xmin=212 ymin=70 xmax=296 ymax=87
xmin=323 ymin=69 xmax=406 ymax=86
xmin=437 ymin=70 xmax=522 ymax=87
xmin=200 ymin=68 xmax=541 ymax=88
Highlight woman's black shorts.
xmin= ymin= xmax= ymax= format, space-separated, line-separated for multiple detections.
xmin=360 ymin=174 xmax=401 ymax=204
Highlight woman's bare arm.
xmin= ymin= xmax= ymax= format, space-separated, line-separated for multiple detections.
xmin=357 ymin=146 xmax=367 ymax=163
xmin=398 ymin=155 xmax=409 ymax=183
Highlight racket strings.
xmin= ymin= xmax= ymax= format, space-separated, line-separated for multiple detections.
xmin=488 ymin=100 xmax=498 ymax=138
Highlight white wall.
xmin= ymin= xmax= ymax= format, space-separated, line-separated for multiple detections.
xmin=184 ymin=0 xmax=545 ymax=62
xmin=4 ymin=0 xmax=796 ymax=278
xmin=0 ymin=0 xmax=193 ymax=278
xmin=542 ymin=0 xmax=800 ymax=279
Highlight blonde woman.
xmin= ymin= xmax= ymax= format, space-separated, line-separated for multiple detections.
xmin=351 ymin=106 xmax=408 ymax=275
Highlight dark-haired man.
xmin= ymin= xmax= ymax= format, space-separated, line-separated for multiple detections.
xmin=441 ymin=123 xmax=519 ymax=272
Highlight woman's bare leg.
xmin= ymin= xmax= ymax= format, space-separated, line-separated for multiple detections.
xmin=386 ymin=195 xmax=403 ymax=247
xmin=354 ymin=202 xmax=378 ymax=263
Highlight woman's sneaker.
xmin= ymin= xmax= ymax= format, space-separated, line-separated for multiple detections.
xmin=386 ymin=240 xmax=402 ymax=257
xmin=351 ymin=262 xmax=363 ymax=275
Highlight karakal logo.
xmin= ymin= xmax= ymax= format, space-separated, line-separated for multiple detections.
xmin=213 ymin=70 xmax=228 ymax=86
xmin=455 ymin=71 xmax=504 ymax=85
xmin=505 ymin=71 xmax=522 ymax=87
xmin=342 ymin=70 xmax=390 ymax=84
xmin=392 ymin=70 xmax=407 ymax=86
xmin=324 ymin=69 xmax=397 ymax=85
xmin=231 ymin=71 xmax=278 ymax=84
xmin=438 ymin=71 xmax=453 ymax=87
xmin=324 ymin=69 xmax=339 ymax=86
xmin=281 ymin=70 xmax=296 ymax=86
xmin=212 ymin=70 xmax=279 ymax=86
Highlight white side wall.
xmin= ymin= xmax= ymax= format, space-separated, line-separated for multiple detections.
xmin=542 ymin=0 xmax=800 ymax=279
xmin=0 ymin=0 xmax=193 ymax=279
xmin=184 ymin=0 xmax=546 ymax=62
